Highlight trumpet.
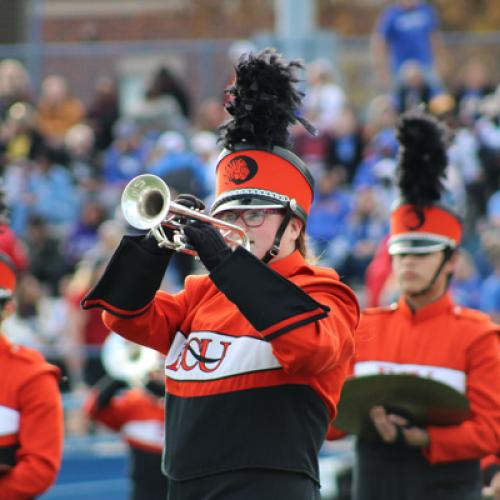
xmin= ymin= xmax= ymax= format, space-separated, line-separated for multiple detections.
xmin=121 ymin=174 xmax=250 ymax=255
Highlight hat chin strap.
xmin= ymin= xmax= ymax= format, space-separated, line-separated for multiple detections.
xmin=261 ymin=202 xmax=295 ymax=264
xmin=408 ymin=247 xmax=454 ymax=297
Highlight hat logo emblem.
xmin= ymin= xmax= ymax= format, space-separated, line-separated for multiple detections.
xmin=224 ymin=155 xmax=258 ymax=185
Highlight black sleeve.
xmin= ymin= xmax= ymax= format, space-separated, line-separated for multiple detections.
xmin=209 ymin=247 xmax=329 ymax=340
xmin=93 ymin=376 xmax=129 ymax=410
xmin=81 ymin=234 xmax=172 ymax=317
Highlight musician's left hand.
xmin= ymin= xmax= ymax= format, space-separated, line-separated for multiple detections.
xmin=370 ymin=406 xmax=429 ymax=448
xmin=184 ymin=221 xmax=232 ymax=272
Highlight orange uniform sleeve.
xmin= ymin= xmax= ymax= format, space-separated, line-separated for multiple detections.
xmin=265 ymin=280 xmax=359 ymax=376
xmin=424 ymin=331 xmax=500 ymax=463
xmin=102 ymin=288 xmax=190 ymax=355
xmin=0 ymin=371 xmax=63 ymax=499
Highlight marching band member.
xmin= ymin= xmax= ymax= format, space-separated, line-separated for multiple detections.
xmin=85 ymin=363 xmax=167 ymax=500
xmin=82 ymin=49 xmax=359 ymax=499
xmin=0 ymin=252 xmax=63 ymax=499
xmin=346 ymin=110 xmax=500 ymax=500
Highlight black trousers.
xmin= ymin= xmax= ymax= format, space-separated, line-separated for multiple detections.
xmin=132 ymin=481 xmax=168 ymax=500
xmin=167 ymin=469 xmax=321 ymax=500
xmin=352 ymin=440 xmax=481 ymax=500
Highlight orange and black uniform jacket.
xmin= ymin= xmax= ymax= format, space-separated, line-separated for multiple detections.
xmin=346 ymin=294 xmax=500 ymax=463
xmin=83 ymin=241 xmax=359 ymax=484
xmin=85 ymin=383 xmax=166 ymax=490
xmin=0 ymin=335 xmax=63 ymax=500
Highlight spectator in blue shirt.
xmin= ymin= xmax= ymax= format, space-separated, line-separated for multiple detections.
xmin=371 ymin=0 xmax=444 ymax=90
xmin=306 ymin=168 xmax=352 ymax=265
xmin=353 ymin=128 xmax=398 ymax=191
xmin=479 ymin=235 xmax=500 ymax=323
xmin=450 ymin=249 xmax=482 ymax=309
xmin=146 ymin=130 xmax=209 ymax=200
xmin=336 ymin=186 xmax=389 ymax=286
xmin=18 ymin=146 xmax=79 ymax=236
xmin=102 ymin=120 xmax=150 ymax=186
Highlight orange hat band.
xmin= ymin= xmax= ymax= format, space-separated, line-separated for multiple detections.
xmin=389 ymin=204 xmax=462 ymax=255
xmin=212 ymin=147 xmax=314 ymax=221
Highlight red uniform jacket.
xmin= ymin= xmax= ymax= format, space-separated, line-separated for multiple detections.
xmin=352 ymin=294 xmax=500 ymax=464
xmin=0 ymin=335 xmax=63 ymax=499
xmin=102 ymin=250 xmax=359 ymax=483
xmin=85 ymin=388 xmax=164 ymax=453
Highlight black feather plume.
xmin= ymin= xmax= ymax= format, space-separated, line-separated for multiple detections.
xmin=396 ymin=109 xmax=449 ymax=225
xmin=219 ymin=48 xmax=316 ymax=151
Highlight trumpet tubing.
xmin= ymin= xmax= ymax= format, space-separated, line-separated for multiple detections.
xmin=121 ymin=174 xmax=250 ymax=254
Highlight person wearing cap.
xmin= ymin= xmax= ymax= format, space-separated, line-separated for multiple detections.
xmin=82 ymin=49 xmax=359 ymax=499
xmin=0 ymin=252 xmax=64 ymax=498
xmin=344 ymin=110 xmax=500 ymax=500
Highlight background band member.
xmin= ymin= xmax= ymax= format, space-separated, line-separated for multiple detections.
xmin=0 ymin=251 xmax=63 ymax=499
xmin=343 ymin=110 xmax=500 ymax=500
xmin=82 ymin=49 xmax=359 ymax=499
xmin=85 ymin=350 xmax=167 ymax=500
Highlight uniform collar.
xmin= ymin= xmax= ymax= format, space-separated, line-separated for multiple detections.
xmin=398 ymin=292 xmax=453 ymax=321
xmin=268 ymin=250 xmax=306 ymax=277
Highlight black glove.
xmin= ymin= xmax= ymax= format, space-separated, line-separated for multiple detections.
xmin=95 ymin=376 xmax=129 ymax=410
xmin=183 ymin=220 xmax=232 ymax=272
xmin=175 ymin=193 xmax=205 ymax=212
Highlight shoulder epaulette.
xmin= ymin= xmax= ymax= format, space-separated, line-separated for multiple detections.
xmin=452 ymin=306 xmax=492 ymax=323
xmin=8 ymin=343 xmax=46 ymax=365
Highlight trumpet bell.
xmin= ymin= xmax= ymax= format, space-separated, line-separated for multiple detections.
xmin=121 ymin=174 xmax=171 ymax=230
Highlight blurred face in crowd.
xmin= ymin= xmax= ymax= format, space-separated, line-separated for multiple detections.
xmin=0 ymin=59 xmax=29 ymax=96
xmin=354 ymin=188 xmax=377 ymax=216
xmin=334 ymin=108 xmax=357 ymax=136
xmin=41 ymin=75 xmax=68 ymax=105
xmin=215 ymin=208 xmax=302 ymax=261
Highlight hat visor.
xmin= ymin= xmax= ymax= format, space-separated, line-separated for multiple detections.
xmin=211 ymin=196 xmax=285 ymax=216
xmin=388 ymin=236 xmax=453 ymax=255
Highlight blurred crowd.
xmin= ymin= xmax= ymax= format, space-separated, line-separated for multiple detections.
xmin=0 ymin=46 xmax=499 ymax=406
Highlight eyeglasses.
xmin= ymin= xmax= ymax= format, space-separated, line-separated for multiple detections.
xmin=214 ymin=209 xmax=283 ymax=228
